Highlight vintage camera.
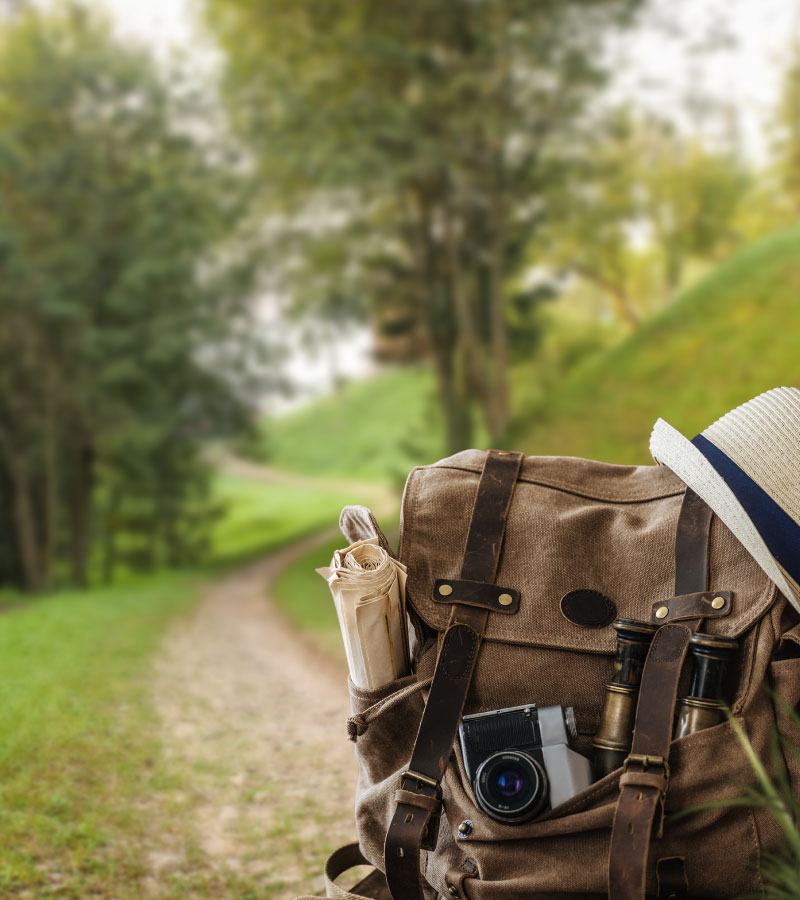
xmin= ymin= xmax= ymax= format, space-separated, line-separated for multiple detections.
xmin=458 ymin=703 xmax=592 ymax=824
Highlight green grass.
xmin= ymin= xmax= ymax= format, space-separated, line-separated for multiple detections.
xmin=0 ymin=572 xmax=197 ymax=897
xmin=209 ymin=471 xmax=367 ymax=566
xmin=511 ymin=224 xmax=800 ymax=462
xmin=259 ymin=365 xmax=446 ymax=482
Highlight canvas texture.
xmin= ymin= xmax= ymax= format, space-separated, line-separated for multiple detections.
xmin=345 ymin=450 xmax=800 ymax=899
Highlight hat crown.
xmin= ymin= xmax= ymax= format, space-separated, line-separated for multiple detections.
xmin=701 ymin=387 xmax=800 ymax=527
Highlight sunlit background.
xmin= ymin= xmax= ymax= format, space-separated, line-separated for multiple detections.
xmin=0 ymin=0 xmax=798 ymax=896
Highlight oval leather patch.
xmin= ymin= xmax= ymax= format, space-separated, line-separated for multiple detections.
xmin=560 ymin=589 xmax=617 ymax=628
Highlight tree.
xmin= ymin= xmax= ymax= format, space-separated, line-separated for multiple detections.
xmin=542 ymin=111 xmax=751 ymax=324
xmin=0 ymin=5 xmax=263 ymax=589
xmin=638 ymin=121 xmax=751 ymax=301
xmin=206 ymin=0 xmax=643 ymax=450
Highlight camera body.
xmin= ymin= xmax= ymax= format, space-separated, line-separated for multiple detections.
xmin=458 ymin=703 xmax=592 ymax=824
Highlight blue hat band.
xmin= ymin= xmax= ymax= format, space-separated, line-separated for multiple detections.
xmin=691 ymin=433 xmax=800 ymax=589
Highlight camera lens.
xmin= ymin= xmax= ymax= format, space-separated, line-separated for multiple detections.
xmin=495 ymin=769 xmax=525 ymax=798
xmin=474 ymin=751 xmax=548 ymax=823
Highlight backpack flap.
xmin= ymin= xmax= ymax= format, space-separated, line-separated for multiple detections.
xmin=399 ymin=450 xmax=776 ymax=653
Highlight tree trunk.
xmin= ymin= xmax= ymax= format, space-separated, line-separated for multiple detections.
xmin=68 ymin=441 xmax=95 ymax=587
xmin=40 ymin=388 xmax=58 ymax=590
xmin=101 ymin=485 xmax=121 ymax=584
xmin=406 ymin=185 xmax=473 ymax=452
xmin=442 ymin=204 xmax=487 ymax=403
xmin=430 ymin=338 xmax=472 ymax=453
xmin=485 ymin=186 xmax=510 ymax=442
xmin=6 ymin=453 xmax=42 ymax=592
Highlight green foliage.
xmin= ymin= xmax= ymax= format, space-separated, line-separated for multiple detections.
xmin=512 ymin=224 xmax=800 ymax=462
xmin=261 ymin=367 xmax=453 ymax=482
xmin=541 ymin=111 xmax=752 ymax=326
xmin=206 ymin=0 xmax=644 ymax=450
xmin=0 ymin=572 xmax=197 ymax=895
xmin=0 ymin=6 xmax=263 ymax=590
xmin=725 ymin=711 xmax=800 ymax=899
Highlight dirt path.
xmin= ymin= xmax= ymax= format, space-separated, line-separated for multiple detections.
xmin=146 ymin=531 xmax=361 ymax=899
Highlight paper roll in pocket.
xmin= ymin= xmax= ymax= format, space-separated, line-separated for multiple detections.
xmin=317 ymin=537 xmax=409 ymax=691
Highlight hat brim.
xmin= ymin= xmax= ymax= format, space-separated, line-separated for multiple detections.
xmin=650 ymin=418 xmax=800 ymax=613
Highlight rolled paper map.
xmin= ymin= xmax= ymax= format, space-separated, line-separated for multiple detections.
xmin=317 ymin=537 xmax=409 ymax=690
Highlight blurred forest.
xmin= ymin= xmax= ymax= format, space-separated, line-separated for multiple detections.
xmin=0 ymin=0 xmax=798 ymax=592
xmin=0 ymin=8 xmax=268 ymax=590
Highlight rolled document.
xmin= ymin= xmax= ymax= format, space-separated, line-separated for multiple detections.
xmin=317 ymin=537 xmax=409 ymax=691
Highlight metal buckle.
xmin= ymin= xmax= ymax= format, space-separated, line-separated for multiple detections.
xmin=401 ymin=768 xmax=440 ymax=791
xmin=400 ymin=769 xmax=442 ymax=850
xmin=623 ymin=753 xmax=670 ymax=780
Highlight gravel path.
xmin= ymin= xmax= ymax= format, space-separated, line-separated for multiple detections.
xmin=145 ymin=531 xmax=360 ymax=899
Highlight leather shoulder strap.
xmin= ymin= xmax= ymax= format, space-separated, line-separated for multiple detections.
xmin=384 ymin=449 xmax=523 ymax=900
xmin=608 ymin=488 xmax=713 ymax=900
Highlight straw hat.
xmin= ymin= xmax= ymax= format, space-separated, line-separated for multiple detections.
xmin=650 ymin=387 xmax=800 ymax=613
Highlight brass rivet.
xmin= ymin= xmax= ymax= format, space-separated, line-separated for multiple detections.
xmin=655 ymin=605 xmax=669 ymax=620
xmin=711 ymin=595 xmax=726 ymax=610
xmin=438 ymin=584 xmax=453 ymax=597
xmin=498 ymin=593 xmax=513 ymax=606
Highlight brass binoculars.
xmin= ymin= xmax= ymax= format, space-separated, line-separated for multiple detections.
xmin=593 ymin=619 xmax=738 ymax=778
xmin=674 ymin=632 xmax=738 ymax=739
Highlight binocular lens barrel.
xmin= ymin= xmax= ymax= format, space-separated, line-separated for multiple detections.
xmin=674 ymin=633 xmax=738 ymax=739
xmin=592 ymin=619 xmax=658 ymax=778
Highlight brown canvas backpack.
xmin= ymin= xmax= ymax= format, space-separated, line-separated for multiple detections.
xmin=301 ymin=448 xmax=800 ymax=900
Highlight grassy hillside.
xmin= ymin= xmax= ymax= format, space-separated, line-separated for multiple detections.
xmin=262 ymin=224 xmax=799 ymax=489
xmin=513 ymin=225 xmax=800 ymax=462
xmin=260 ymin=366 xmax=447 ymax=482
xmin=210 ymin=471 xmax=361 ymax=566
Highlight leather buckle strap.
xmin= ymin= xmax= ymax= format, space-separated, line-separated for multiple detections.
xmin=400 ymin=769 xmax=440 ymax=791
xmin=395 ymin=773 xmax=443 ymax=851
xmin=619 ymin=754 xmax=670 ymax=796
xmin=622 ymin=753 xmax=668 ymax=774
xmin=384 ymin=449 xmax=523 ymax=900
xmin=608 ymin=488 xmax=713 ymax=900
xmin=397 ymin=769 xmax=443 ymax=849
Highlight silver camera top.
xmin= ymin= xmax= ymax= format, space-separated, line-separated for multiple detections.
xmin=461 ymin=703 xmax=577 ymax=746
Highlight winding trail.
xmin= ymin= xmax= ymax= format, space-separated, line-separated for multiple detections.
xmin=145 ymin=466 xmax=394 ymax=898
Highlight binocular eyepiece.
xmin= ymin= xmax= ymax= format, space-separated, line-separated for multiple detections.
xmin=593 ymin=619 xmax=738 ymax=778
xmin=592 ymin=619 xmax=658 ymax=778
xmin=674 ymin=632 xmax=738 ymax=738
